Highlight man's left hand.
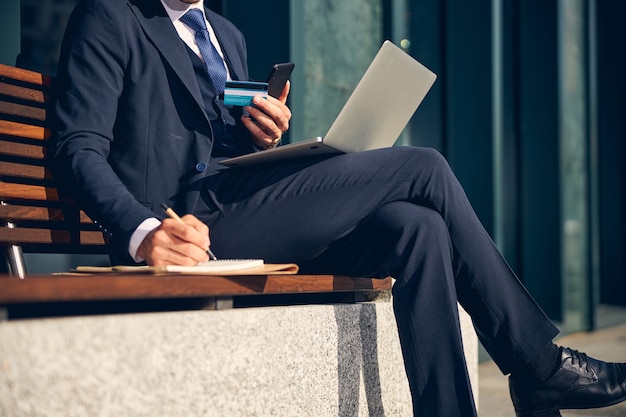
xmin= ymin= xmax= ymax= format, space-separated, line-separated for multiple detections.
xmin=241 ymin=81 xmax=291 ymax=149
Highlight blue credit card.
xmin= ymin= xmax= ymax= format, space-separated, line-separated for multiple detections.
xmin=223 ymin=81 xmax=268 ymax=106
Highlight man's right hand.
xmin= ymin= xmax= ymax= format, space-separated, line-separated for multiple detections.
xmin=136 ymin=214 xmax=211 ymax=266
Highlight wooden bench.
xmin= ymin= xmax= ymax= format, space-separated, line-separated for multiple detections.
xmin=0 ymin=62 xmax=391 ymax=294
xmin=0 ymin=63 xmax=111 ymax=278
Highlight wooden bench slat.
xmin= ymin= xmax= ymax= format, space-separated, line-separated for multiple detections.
xmin=0 ymin=182 xmax=59 ymax=202
xmin=0 ymin=274 xmax=393 ymax=304
xmin=0 ymin=228 xmax=106 ymax=246
xmin=0 ymin=81 xmax=48 ymax=105
xmin=0 ymin=120 xmax=49 ymax=141
xmin=0 ymin=139 xmax=46 ymax=159
xmin=0 ymin=63 xmax=52 ymax=88
xmin=0 ymin=100 xmax=47 ymax=122
xmin=0 ymin=161 xmax=49 ymax=180
xmin=0 ymin=204 xmax=92 ymax=223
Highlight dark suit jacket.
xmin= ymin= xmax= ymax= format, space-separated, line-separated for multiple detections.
xmin=51 ymin=0 xmax=250 ymax=263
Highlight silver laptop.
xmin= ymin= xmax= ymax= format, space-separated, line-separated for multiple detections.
xmin=220 ymin=40 xmax=437 ymax=168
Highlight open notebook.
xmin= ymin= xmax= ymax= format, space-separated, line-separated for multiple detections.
xmin=73 ymin=259 xmax=299 ymax=275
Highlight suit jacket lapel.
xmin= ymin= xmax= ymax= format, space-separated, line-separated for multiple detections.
xmin=128 ymin=0 xmax=209 ymax=122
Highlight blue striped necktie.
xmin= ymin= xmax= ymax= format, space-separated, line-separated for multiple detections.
xmin=180 ymin=9 xmax=227 ymax=93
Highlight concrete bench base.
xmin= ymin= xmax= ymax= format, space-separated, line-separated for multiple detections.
xmin=0 ymin=300 xmax=477 ymax=416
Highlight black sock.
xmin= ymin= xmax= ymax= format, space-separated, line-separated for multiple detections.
xmin=513 ymin=342 xmax=561 ymax=383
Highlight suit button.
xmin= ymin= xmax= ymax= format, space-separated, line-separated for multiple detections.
xmin=195 ymin=162 xmax=207 ymax=172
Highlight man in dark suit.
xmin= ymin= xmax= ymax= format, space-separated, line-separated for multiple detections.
xmin=51 ymin=0 xmax=626 ymax=415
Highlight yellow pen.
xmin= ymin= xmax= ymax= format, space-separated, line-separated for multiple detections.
xmin=160 ymin=203 xmax=218 ymax=261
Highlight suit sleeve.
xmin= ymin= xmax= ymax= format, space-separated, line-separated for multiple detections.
xmin=50 ymin=0 xmax=156 ymax=263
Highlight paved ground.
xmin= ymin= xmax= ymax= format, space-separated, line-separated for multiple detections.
xmin=479 ymin=323 xmax=626 ymax=416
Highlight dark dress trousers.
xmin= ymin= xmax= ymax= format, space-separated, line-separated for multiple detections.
xmin=51 ymin=1 xmax=560 ymax=415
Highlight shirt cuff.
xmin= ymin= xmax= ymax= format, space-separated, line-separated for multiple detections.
xmin=129 ymin=217 xmax=162 ymax=263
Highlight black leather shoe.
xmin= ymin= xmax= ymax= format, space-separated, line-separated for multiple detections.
xmin=509 ymin=347 xmax=626 ymax=417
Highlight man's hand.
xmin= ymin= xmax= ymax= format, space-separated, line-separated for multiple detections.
xmin=136 ymin=214 xmax=210 ymax=266
xmin=241 ymin=81 xmax=291 ymax=149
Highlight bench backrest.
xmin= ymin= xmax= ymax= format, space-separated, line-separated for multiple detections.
xmin=0 ymin=64 xmax=109 ymax=276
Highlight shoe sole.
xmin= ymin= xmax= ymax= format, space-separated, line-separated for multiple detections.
xmin=515 ymin=395 xmax=626 ymax=417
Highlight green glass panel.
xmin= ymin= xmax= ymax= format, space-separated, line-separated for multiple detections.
xmin=558 ymin=0 xmax=590 ymax=332
xmin=290 ymin=0 xmax=382 ymax=142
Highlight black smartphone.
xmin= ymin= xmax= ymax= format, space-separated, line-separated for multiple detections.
xmin=265 ymin=62 xmax=295 ymax=98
